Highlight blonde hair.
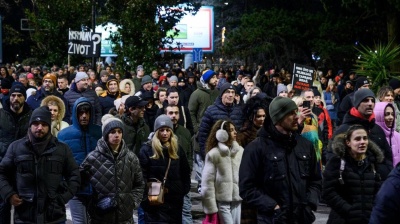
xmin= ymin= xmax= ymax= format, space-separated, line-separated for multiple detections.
xmin=40 ymin=95 xmax=65 ymax=122
xmin=150 ymin=128 xmax=179 ymax=160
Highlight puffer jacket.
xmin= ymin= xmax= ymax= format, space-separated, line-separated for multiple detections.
xmin=82 ymin=138 xmax=145 ymax=224
xmin=64 ymin=82 xmax=102 ymax=125
xmin=0 ymin=102 xmax=31 ymax=161
xmin=322 ymin=134 xmax=389 ymax=224
xmin=58 ymin=97 xmax=102 ymax=195
xmin=239 ymin=122 xmax=321 ymax=224
xmin=326 ymin=108 xmax=393 ymax=179
xmin=239 ymin=124 xmax=321 ymax=224
xmin=369 ymin=164 xmax=400 ymax=224
xmin=188 ymin=82 xmax=219 ymax=133
xmin=201 ymin=141 xmax=243 ymax=214
xmin=374 ymin=102 xmax=400 ymax=167
xmin=0 ymin=135 xmax=80 ymax=224
xmin=198 ymin=97 xmax=244 ymax=158
xmin=139 ymin=142 xmax=191 ymax=224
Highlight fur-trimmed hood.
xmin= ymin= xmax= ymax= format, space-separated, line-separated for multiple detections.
xmin=119 ymin=79 xmax=135 ymax=96
xmin=40 ymin=95 xmax=66 ymax=123
xmin=331 ymin=133 xmax=384 ymax=163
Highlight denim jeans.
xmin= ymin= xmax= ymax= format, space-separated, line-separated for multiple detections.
xmin=0 ymin=201 xmax=11 ymax=224
xmin=182 ymin=193 xmax=193 ymax=224
xmin=138 ymin=206 xmax=145 ymax=224
xmin=68 ymin=196 xmax=89 ymax=224
xmin=195 ymin=154 xmax=204 ymax=183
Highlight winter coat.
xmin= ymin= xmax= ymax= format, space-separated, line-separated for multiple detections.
xmin=139 ymin=142 xmax=191 ymax=224
xmin=324 ymin=90 xmax=339 ymax=120
xmin=0 ymin=135 xmax=80 ymax=223
xmin=58 ymin=97 xmax=102 ymax=196
xmin=201 ymin=141 xmax=243 ymax=214
xmin=0 ymin=102 xmax=31 ymax=161
xmin=188 ymin=82 xmax=219 ymax=133
xmin=118 ymin=115 xmax=150 ymax=155
xmin=239 ymin=122 xmax=321 ymax=224
xmin=237 ymin=124 xmax=259 ymax=148
xmin=99 ymin=92 xmax=123 ymax=115
xmin=369 ymin=164 xmax=400 ymax=224
xmin=63 ymin=82 xmax=102 ymax=125
xmin=337 ymin=91 xmax=355 ymax=125
xmin=26 ymin=87 xmax=71 ymax=122
xmin=326 ymin=108 xmax=393 ymax=179
xmin=82 ymin=138 xmax=145 ymax=224
xmin=177 ymin=85 xmax=192 ymax=108
xmin=144 ymin=103 xmax=159 ymax=132
xmin=374 ymin=102 xmax=400 ymax=167
xmin=198 ymin=97 xmax=244 ymax=158
xmin=174 ymin=124 xmax=193 ymax=170
xmin=322 ymin=134 xmax=388 ymax=224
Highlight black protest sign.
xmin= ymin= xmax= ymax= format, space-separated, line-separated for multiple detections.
xmin=68 ymin=31 xmax=101 ymax=57
xmin=292 ymin=63 xmax=314 ymax=92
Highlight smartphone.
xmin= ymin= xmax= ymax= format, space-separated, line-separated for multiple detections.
xmin=303 ymin=101 xmax=310 ymax=109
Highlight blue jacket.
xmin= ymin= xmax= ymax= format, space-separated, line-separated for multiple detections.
xmin=198 ymin=97 xmax=243 ymax=158
xmin=58 ymin=97 xmax=102 ymax=194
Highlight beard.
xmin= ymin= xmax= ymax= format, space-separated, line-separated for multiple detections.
xmin=11 ymin=101 xmax=23 ymax=112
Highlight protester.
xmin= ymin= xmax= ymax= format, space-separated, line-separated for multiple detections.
xmin=322 ymin=125 xmax=390 ymax=223
xmin=201 ymin=120 xmax=244 ymax=223
xmin=0 ymin=106 xmax=80 ymax=223
xmin=81 ymin=115 xmax=144 ymax=223
xmin=139 ymin=115 xmax=191 ymax=223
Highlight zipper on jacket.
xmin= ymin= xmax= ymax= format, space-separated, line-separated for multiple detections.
xmin=114 ymin=156 xmax=119 ymax=223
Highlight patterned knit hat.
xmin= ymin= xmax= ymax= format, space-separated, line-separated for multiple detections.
xmin=101 ymin=114 xmax=124 ymax=139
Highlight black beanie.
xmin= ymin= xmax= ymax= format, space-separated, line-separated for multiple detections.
xmin=10 ymin=84 xmax=27 ymax=99
xmin=353 ymin=89 xmax=375 ymax=108
xmin=29 ymin=106 xmax=52 ymax=127
xmin=389 ymin=78 xmax=400 ymax=91
xmin=355 ymin=77 xmax=369 ymax=89
xmin=219 ymin=82 xmax=235 ymax=97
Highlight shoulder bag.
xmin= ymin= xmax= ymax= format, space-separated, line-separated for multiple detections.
xmin=147 ymin=158 xmax=171 ymax=205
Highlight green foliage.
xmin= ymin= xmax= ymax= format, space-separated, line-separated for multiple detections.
xmin=354 ymin=39 xmax=400 ymax=92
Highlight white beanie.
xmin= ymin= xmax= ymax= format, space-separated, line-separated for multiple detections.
xmin=75 ymin=72 xmax=89 ymax=83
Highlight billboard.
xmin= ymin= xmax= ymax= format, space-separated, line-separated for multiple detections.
xmin=95 ymin=23 xmax=120 ymax=57
xmin=160 ymin=6 xmax=214 ymax=53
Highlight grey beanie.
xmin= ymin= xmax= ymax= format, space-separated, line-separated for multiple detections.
xmin=101 ymin=114 xmax=124 ymax=139
xmin=170 ymin=75 xmax=178 ymax=82
xmin=75 ymin=72 xmax=89 ymax=83
xmin=30 ymin=106 xmax=52 ymax=127
xmin=154 ymin=114 xmax=173 ymax=131
xmin=141 ymin=75 xmax=152 ymax=85
xmin=276 ymin=83 xmax=288 ymax=95
xmin=269 ymin=96 xmax=298 ymax=125
xmin=353 ymin=88 xmax=375 ymax=108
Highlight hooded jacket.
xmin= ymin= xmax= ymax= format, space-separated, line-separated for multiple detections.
xmin=239 ymin=120 xmax=321 ymax=224
xmin=188 ymin=81 xmax=219 ymax=133
xmin=322 ymin=134 xmax=388 ymax=224
xmin=64 ymin=82 xmax=102 ymax=125
xmin=40 ymin=95 xmax=69 ymax=137
xmin=326 ymin=108 xmax=393 ymax=179
xmin=58 ymin=97 xmax=102 ymax=195
xmin=82 ymin=138 xmax=144 ymax=224
xmin=374 ymin=102 xmax=400 ymax=167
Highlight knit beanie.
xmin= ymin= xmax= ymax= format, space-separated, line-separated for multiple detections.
xmin=75 ymin=72 xmax=89 ymax=83
xmin=219 ymin=82 xmax=235 ymax=97
xmin=42 ymin=73 xmax=57 ymax=85
xmin=276 ymin=83 xmax=288 ymax=95
xmin=169 ymin=75 xmax=178 ymax=82
xmin=10 ymin=84 xmax=27 ymax=99
xmin=141 ymin=75 xmax=152 ymax=85
xmin=154 ymin=114 xmax=173 ymax=132
xmin=312 ymin=88 xmax=321 ymax=97
xmin=29 ymin=106 xmax=52 ymax=127
xmin=355 ymin=77 xmax=369 ymax=89
xmin=101 ymin=114 xmax=124 ymax=139
xmin=0 ymin=78 xmax=12 ymax=90
xmin=353 ymin=89 xmax=375 ymax=108
xmin=200 ymin=70 xmax=216 ymax=84
xmin=269 ymin=96 xmax=298 ymax=125
xmin=389 ymin=78 xmax=400 ymax=91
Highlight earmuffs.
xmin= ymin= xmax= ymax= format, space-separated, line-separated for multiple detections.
xmin=216 ymin=121 xmax=229 ymax=143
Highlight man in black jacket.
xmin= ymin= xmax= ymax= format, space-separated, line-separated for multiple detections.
xmin=0 ymin=106 xmax=80 ymax=223
xmin=239 ymin=96 xmax=321 ymax=224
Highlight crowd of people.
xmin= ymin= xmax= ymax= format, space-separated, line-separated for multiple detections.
xmin=0 ymin=62 xmax=400 ymax=223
